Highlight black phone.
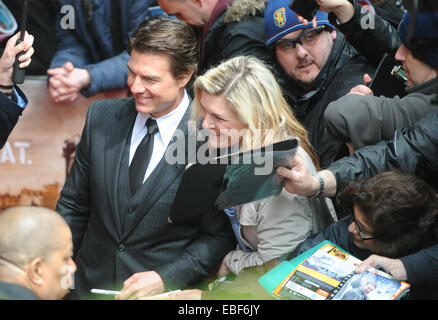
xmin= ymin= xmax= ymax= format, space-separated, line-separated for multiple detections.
xmin=289 ymin=0 xmax=319 ymax=21
xmin=368 ymin=53 xmax=407 ymax=98
xmin=12 ymin=0 xmax=29 ymax=84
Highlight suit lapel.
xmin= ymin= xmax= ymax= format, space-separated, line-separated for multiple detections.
xmin=105 ymin=99 xmax=138 ymax=239
xmin=121 ymin=103 xmax=192 ymax=240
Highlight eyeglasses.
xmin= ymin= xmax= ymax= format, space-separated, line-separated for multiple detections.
xmin=270 ymin=26 xmax=327 ymax=51
xmin=352 ymin=214 xmax=374 ymax=241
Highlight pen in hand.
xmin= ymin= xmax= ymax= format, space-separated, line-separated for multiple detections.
xmin=90 ymin=288 xmax=121 ymax=296
xmin=90 ymin=288 xmax=182 ymax=299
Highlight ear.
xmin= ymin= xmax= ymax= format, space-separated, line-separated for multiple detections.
xmin=330 ymin=28 xmax=337 ymax=41
xmin=178 ymin=68 xmax=195 ymax=88
xmin=26 ymin=257 xmax=44 ymax=286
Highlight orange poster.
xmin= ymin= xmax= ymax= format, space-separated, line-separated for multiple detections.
xmin=0 ymin=78 xmax=127 ymax=212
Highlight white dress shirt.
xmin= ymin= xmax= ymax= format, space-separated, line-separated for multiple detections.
xmin=129 ymin=90 xmax=189 ymax=183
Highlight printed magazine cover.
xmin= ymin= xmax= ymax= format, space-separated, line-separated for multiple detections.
xmin=265 ymin=241 xmax=410 ymax=300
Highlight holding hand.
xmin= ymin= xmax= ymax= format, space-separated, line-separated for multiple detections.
xmin=295 ymin=0 xmax=355 ymax=27
xmin=315 ymin=0 xmax=355 ymax=22
xmin=355 ymin=254 xmax=408 ymax=281
xmin=217 ymin=256 xmax=231 ymax=277
xmin=47 ymin=62 xmax=91 ymax=103
xmin=0 ymin=31 xmax=34 ymax=85
xmin=115 ymin=270 xmax=165 ymax=300
xmin=348 ymin=73 xmax=373 ymax=95
xmin=276 ymin=155 xmax=318 ymax=197
xmin=168 ymin=289 xmax=203 ymax=300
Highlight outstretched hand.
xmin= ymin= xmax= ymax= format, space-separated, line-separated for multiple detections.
xmin=276 ymin=154 xmax=318 ymax=197
xmin=355 ymin=254 xmax=408 ymax=281
xmin=348 ymin=73 xmax=374 ymax=95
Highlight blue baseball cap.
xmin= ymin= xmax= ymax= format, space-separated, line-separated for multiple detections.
xmin=265 ymin=0 xmax=335 ymax=47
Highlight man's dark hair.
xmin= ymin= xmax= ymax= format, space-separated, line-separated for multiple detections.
xmin=338 ymin=170 xmax=438 ymax=258
xmin=128 ymin=16 xmax=200 ymax=80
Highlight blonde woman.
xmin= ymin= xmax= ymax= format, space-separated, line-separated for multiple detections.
xmin=188 ymin=55 xmax=337 ymax=280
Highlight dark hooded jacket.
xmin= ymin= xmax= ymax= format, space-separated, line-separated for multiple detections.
xmin=328 ymin=0 xmax=402 ymax=67
xmin=200 ymin=0 xmax=277 ymax=74
xmin=282 ymin=32 xmax=376 ymax=169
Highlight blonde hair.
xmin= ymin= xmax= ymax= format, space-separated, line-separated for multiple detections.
xmin=191 ymin=56 xmax=319 ymax=169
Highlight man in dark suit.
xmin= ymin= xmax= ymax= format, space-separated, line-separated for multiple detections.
xmin=0 ymin=206 xmax=76 ymax=300
xmin=56 ymin=16 xmax=235 ymax=300
xmin=0 ymin=31 xmax=34 ymax=148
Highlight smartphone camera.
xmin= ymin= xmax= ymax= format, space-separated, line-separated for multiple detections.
xmin=289 ymin=0 xmax=319 ymax=21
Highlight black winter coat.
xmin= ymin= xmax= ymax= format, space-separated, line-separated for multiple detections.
xmin=283 ymin=34 xmax=376 ymax=169
xmin=200 ymin=0 xmax=277 ymax=75
xmin=329 ymin=109 xmax=438 ymax=193
xmin=328 ymin=0 xmax=402 ymax=67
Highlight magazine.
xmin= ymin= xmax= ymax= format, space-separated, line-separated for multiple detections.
xmin=258 ymin=241 xmax=410 ymax=300
xmin=169 ymin=138 xmax=298 ymax=223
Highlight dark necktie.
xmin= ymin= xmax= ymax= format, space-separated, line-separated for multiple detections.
xmin=129 ymin=118 xmax=159 ymax=194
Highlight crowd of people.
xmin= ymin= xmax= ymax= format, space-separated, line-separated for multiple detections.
xmin=0 ymin=0 xmax=437 ymax=301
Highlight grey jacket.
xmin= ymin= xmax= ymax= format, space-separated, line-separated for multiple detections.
xmin=324 ymin=77 xmax=438 ymax=150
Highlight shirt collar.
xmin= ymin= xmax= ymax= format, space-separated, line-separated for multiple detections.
xmin=133 ymin=90 xmax=190 ymax=146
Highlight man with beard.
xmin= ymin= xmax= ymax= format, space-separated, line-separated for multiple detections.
xmin=265 ymin=0 xmax=375 ymax=168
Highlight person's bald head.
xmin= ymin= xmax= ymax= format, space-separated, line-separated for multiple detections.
xmin=157 ymin=0 xmax=218 ymax=28
xmin=0 ymin=206 xmax=75 ymax=300
xmin=0 ymin=206 xmax=69 ymax=267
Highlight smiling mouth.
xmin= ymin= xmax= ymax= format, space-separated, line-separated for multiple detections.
xmin=136 ymin=96 xmax=152 ymax=102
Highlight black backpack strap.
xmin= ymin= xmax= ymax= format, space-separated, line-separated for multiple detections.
xmin=111 ymin=0 xmax=124 ymax=55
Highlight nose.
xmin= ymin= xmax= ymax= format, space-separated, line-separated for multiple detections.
xmin=130 ymin=76 xmax=146 ymax=94
xmin=347 ymin=221 xmax=356 ymax=235
xmin=395 ymin=44 xmax=407 ymax=63
xmin=295 ymin=43 xmax=308 ymax=59
xmin=202 ymin=114 xmax=214 ymax=130
xmin=69 ymin=258 xmax=77 ymax=273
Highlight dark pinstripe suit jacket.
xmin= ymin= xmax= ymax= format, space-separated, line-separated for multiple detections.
xmin=56 ymin=97 xmax=235 ymax=297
